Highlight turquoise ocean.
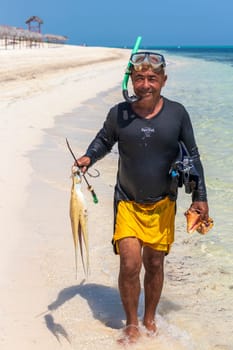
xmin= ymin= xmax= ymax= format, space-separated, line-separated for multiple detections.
xmin=40 ymin=46 xmax=233 ymax=349
xmin=164 ymin=47 xmax=233 ymax=254
xmin=160 ymin=46 xmax=233 ymax=259
xmin=154 ymin=47 xmax=233 ymax=350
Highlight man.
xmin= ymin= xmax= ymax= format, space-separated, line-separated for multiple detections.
xmin=76 ymin=52 xmax=209 ymax=343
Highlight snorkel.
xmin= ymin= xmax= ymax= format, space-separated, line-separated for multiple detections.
xmin=122 ymin=36 xmax=142 ymax=103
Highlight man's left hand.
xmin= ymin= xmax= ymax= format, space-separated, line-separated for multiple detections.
xmin=190 ymin=201 xmax=209 ymax=221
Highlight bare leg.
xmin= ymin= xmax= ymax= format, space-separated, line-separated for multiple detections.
xmin=117 ymin=237 xmax=142 ymax=343
xmin=142 ymin=247 xmax=165 ymax=333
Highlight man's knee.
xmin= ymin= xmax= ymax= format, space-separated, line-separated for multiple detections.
xmin=143 ymin=248 xmax=165 ymax=274
xmin=118 ymin=238 xmax=142 ymax=278
xmin=120 ymin=255 xmax=142 ymax=279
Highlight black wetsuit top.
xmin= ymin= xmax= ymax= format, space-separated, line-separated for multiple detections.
xmin=85 ymin=97 xmax=207 ymax=203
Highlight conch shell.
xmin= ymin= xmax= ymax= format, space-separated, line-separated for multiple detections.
xmin=184 ymin=208 xmax=214 ymax=234
xmin=196 ymin=217 xmax=214 ymax=235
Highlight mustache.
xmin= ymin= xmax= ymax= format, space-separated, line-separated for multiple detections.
xmin=138 ymin=89 xmax=153 ymax=95
xmin=138 ymin=87 xmax=154 ymax=93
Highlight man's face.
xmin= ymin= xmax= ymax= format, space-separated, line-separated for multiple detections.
xmin=131 ymin=66 xmax=167 ymax=101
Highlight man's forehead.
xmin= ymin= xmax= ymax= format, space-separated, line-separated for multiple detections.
xmin=132 ymin=67 xmax=165 ymax=76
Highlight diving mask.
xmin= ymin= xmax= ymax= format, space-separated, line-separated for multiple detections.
xmin=130 ymin=52 xmax=166 ymax=72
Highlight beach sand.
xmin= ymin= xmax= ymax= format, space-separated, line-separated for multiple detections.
xmin=0 ymin=44 xmax=129 ymax=349
xmin=0 ymin=45 xmax=232 ymax=350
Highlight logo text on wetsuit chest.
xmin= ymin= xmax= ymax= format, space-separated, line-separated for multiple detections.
xmin=141 ymin=127 xmax=155 ymax=138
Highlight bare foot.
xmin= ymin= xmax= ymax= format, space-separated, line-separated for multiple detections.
xmin=117 ymin=324 xmax=141 ymax=345
xmin=143 ymin=319 xmax=157 ymax=336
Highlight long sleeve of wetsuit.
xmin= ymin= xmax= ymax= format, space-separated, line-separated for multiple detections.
xmin=190 ymin=148 xmax=207 ymax=202
xmin=85 ymin=106 xmax=118 ymax=165
xmin=179 ymin=111 xmax=207 ymax=202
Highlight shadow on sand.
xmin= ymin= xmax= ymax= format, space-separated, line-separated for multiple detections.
xmin=47 ymin=282 xmax=125 ymax=329
xmin=44 ymin=313 xmax=71 ymax=344
xmin=43 ymin=282 xmax=183 ymax=343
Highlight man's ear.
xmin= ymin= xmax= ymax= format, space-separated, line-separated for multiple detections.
xmin=162 ymin=74 xmax=168 ymax=87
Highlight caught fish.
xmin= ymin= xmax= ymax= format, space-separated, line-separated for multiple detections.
xmin=184 ymin=208 xmax=214 ymax=234
xmin=69 ymin=168 xmax=89 ymax=278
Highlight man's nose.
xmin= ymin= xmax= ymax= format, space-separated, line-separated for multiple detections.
xmin=142 ymin=79 xmax=151 ymax=88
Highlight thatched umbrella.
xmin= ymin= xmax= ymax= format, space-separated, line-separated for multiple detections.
xmin=1 ymin=19 xmax=67 ymax=49
xmin=44 ymin=33 xmax=68 ymax=45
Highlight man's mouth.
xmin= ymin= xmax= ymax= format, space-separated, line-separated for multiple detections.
xmin=141 ymin=91 xmax=153 ymax=98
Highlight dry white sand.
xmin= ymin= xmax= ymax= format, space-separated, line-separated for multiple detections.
xmin=0 ymin=44 xmax=130 ymax=349
xmin=0 ymin=44 xmax=232 ymax=350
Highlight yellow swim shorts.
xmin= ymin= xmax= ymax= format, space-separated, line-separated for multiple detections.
xmin=113 ymin=196 xmax=176 ymax=254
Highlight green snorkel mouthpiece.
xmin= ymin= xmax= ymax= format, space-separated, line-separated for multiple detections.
xmin=122 ymin=36 xmax=142 ymax=103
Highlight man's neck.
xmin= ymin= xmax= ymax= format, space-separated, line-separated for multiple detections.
xmin=132 ymin=96 xmax=163 ymax=119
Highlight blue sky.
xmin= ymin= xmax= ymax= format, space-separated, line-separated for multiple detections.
xmin=1 ymin=0 xmax=232 ymax=47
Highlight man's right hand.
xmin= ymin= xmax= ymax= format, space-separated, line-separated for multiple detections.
xmin=75 ymin=156 xmax=91 ymax=174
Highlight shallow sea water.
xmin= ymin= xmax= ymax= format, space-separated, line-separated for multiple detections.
xmin=164 ymin=54 xmax=233 ymax=260
xmin=34 ymin=52 xmax=233 ymax=349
